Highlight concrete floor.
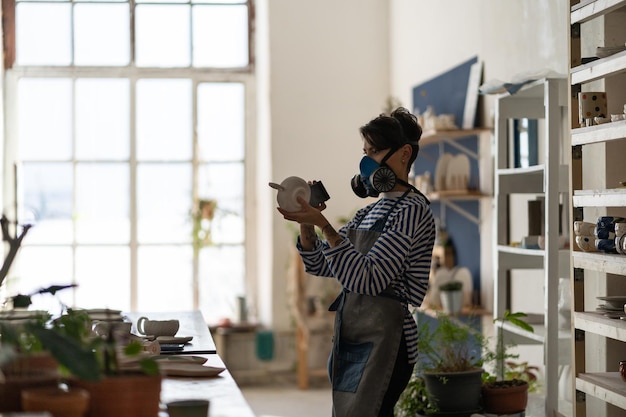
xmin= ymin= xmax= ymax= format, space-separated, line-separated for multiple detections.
xmin=239 ymin=373 xmax=550 ymax=417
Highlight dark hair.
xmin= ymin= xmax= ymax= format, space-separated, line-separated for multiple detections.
xmin=359 ymin=107 xmax=422 ymax=171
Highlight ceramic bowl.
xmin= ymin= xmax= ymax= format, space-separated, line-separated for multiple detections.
xmin=270 ymin=176 xmax=311 ymax=212
xmin=574 ymin=221 xmax=595 ymax=236
xmin=575 ymin=235 xmax=597 ymax=252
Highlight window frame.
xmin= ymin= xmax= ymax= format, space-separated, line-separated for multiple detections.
xmin=1 ymin=0 xmax=257 ymax=317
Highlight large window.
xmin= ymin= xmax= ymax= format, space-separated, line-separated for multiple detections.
xmin=2 ymin=0 xmax=254 ymax=324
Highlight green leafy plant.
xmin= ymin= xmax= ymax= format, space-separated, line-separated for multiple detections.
xmin=416 ymin=312 xmax=485 ymax=373
xmin=482 ymin=311 xmax=539 ymax=391
xmin=395 ymin=374 xmax=437 ymax=417
xmin=0 ymin=284 xmax=158 ymax=381
xmin=438 ymin=280 xmax=463 ymax=292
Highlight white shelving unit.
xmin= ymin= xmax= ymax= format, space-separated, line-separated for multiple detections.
xmin=493 ymin=77 xmax=571 ymax=417
xmin=569 ymin=1 xmax=626 ymax=416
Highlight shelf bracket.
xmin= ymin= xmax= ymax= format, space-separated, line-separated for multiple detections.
xmin=439 ymin=137 xmax=480 ymax=161
xmin=440 ymin=200 xmax=480 ymax=225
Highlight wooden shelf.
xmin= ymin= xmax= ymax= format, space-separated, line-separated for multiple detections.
xmin=573 ymin=188 xmax=626 ymax=207
xmin=426 ymin=190 xmax=488 ymax=201
xmin=571 ymin=49 xmax=626 ymax=85
xmin=574 ymin=311 xmax=626 ymax=341
xmin=571 ymin=0 xmax=626 ymax=23
xmin=572 ymin=120 xmax=626 ymax=146
xmin=572 ymin=251 xmax=626 ymax=275
xmin=576 ymin=373 xmax=626 ymax=409
xmin=419 ymin=128 xmax=491 ymax=147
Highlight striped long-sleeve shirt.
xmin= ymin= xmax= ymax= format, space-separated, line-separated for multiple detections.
xmin=297 ymin=191 xmax=436 ymax=363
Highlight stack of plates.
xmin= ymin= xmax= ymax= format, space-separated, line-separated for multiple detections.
xmin=596 ymin=296 xmax=626 ymax=318
xmin=0 ymin=310 xmax=49 ymax=322
xmin=79 ymin=308 xmax=124 ymax=322
xmin=596 ymin=45 xmax=626 ymax=58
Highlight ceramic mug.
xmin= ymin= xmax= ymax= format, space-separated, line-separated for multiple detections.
xmin=615 ymin=222 xmax=626 ymax=238
xmin=136 ymin=317 xmax=179 ymax=337
xmin=167 ymin=399 xmax=209 ymax=417
xmin=574 ymin=221 xmax=595 ymax=236
xmin=575 ymin=235 xmax=597 ymax=252
xmin=93 ymin=321 xmax=132 ymax=337
xmin=578 ymin=91 xmax=607 ymax=127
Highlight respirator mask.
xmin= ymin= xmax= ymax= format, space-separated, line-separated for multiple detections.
xmin=350 ymin=147 xmax=399 ymax=198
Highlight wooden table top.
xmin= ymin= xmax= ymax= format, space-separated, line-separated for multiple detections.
xmin=157 ymin=354 xmax=256 ymax=417
xmin=124 ymin=310 xmax=217 ymax=354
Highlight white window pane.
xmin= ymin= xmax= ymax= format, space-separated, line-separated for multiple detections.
xmin=16 ymin=3 xmax=71 ymax=66
xmin=136 ymin=79 xmax=192 ymax=160
xmin=76 ymin=79 xmax=130 ymax=160
xmin=137 ymin=246 xmax=193 ymax=312
xmin=22 ymin=163 xmax=73 ymax=244
xmin=198 ymin=163 xmax=244 ymax=244
xmin=197 ymin=83 xmax=245 ymax=161
xmin=12 ymin=247 xmax=74 ymax=317
xmin=191 ymin=0 xmax=247 ymax=3
xmin=192 ymin=5 xmax=248 ymax=68
xmin=76 ymin=163 xmax=129 ymax=244
xmin=75 ymin=247 xmax=131 ymax=311
xmin=137 ymin=164 xmax=192 ymax=243
xmin=136 ymin=5 xmax=190 ymax=68
xmin=74 ymin=3 xmax=130 ymax=66
xmin=18 ymin=78 xmax=72 ymax=160
xmin=198 ymin=245 xmax=244 ymax=324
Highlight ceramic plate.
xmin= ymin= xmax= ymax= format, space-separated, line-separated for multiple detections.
xmin=88 ymin=314 xmax=124 ymax=322
xmin=597 ymin=296 xmax=626 ymax=309
xmin=158 ymin=363 xmax=225 ymax=377
xmin=152 ymin=355 xmax=207 ymax=365
xmin=81 ymin=308 xmax=122 ymax=315
xmin=156 ymin=336 xmax=193 ymax=344
xmin=434 ymin=153 xmax=453 ymax=191
xmin=445 ymin=154 xmax=470 ymax=191
xmin=273 ymin=176 xmax=311 ymax=212
xmin=0 ymin=310 xmax=49 ymax=320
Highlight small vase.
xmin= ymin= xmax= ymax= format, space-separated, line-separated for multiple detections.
xmin=440 ymin=290 xmax=463 ymax=315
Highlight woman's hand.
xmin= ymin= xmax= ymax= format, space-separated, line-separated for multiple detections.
xmin=277 ymin=196 xmax=327 ymax=227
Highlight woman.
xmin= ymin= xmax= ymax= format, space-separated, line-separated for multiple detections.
xmin=278 ymin=107 xmax=435 ymax=417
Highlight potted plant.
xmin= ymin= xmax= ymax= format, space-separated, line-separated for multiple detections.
xmin=0 ymin=285 xmax=160 ymax=417
xmin=395 ymin=373 xmax=437 ymax=417
xmin=438 ymin=280 xmax=463 ymax=315
xmin=481 ymin=311 xmax=538 ymax=415
xmin=413 ymin=312 xmax=485 ymax=415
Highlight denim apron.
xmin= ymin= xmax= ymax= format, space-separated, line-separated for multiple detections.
xmin=328 ymin=197 xmax=408 ymax=417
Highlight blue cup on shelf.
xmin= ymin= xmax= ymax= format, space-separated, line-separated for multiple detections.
xmin=596 ymin=238 xmax=617 ymax=254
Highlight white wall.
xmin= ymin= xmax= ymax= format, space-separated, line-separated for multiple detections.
xmin=263 ymin=0 xmax=392 ymax=330
xmin=263 ymin=0 xmax=571 ymax=330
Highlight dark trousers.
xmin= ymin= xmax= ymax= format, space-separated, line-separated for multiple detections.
xmin=379 ymin=335 xmax=414 ymax=417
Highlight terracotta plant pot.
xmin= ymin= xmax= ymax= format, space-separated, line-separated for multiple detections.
xmin=71 ymin=373 xmax=162 ymax=417
xmin=22 ymin=386 xmax=90 ymax=417
xmin=0 ymin=371 xmax=60 ymax=412
xmin=481 ymin=380 xmax=529 ymax=415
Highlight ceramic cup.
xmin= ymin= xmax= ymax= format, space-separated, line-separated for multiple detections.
xmin=616 ymin=235 xmax=626 ymax=255
xmin=574 ymin=221 xmax=595 ymax=236
xmin=167 ymin=399 xmax=210 ymax=417
xmin=578 ymin=91 xmax=608 ymax=127
xmin=575 ymin=235 xmax=597 ymax=252
xmin=615 ymin=222 xmax=626 ymax=238
xmin=136 ymin=316 xmax=179 ymax=337
xmin=93 ymin=321 xmax=132 ymax=337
